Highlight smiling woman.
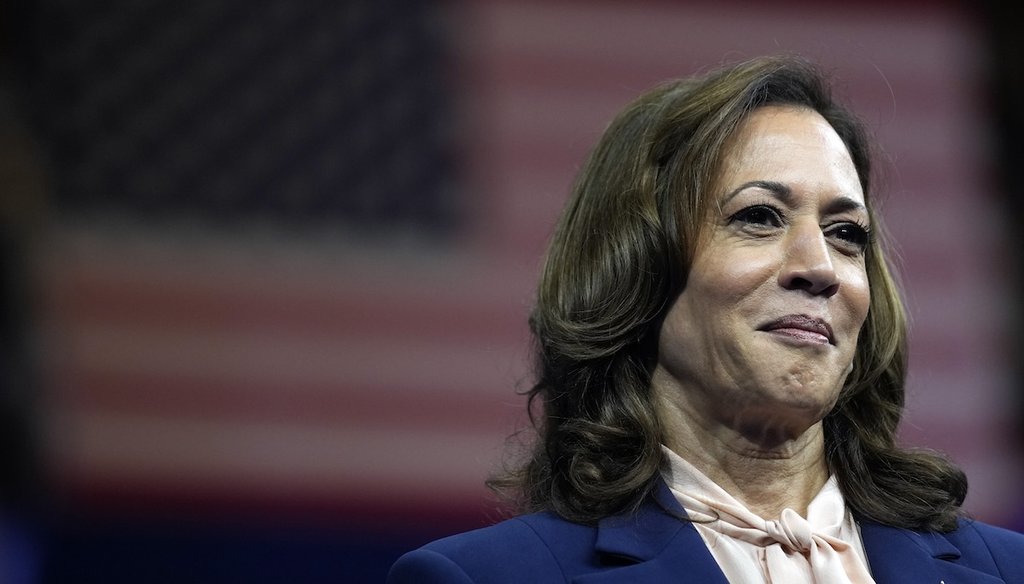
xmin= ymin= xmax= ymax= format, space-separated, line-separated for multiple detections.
xmin=387 ymin=55 xmax=1024 ymax=583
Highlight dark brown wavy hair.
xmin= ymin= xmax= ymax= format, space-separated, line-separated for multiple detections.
xmin=488 ymin=54 xmax=967 ymax=532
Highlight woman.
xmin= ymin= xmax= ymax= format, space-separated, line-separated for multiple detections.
xmin=387 ymin=54 xmax=1024 ymax=583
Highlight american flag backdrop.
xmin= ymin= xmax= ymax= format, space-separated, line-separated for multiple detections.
xmin=10 ymin=0 xmax=1020 ymax=581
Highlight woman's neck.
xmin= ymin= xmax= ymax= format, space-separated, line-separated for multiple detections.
xmin=654 ymin=377 xmax=830 ymax=519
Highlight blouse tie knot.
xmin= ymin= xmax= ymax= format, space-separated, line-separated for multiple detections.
xmin=765 ymin=508 xmax=814 ymax=552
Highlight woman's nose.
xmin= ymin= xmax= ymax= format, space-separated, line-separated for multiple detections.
xmin=778 ymin=225 xmax=840 ymax=297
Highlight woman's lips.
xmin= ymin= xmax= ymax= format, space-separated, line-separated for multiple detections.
xmin=760 ymin=315 xmax=834 ymax=345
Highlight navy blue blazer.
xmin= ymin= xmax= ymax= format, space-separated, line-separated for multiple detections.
xmin=388 ymin=480 xmax=1024 ymax=583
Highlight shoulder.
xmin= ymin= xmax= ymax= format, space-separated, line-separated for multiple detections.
xmin=946 ymin=517 xmax=1024 ymax=578
xmin=386 ymin=512 xmax=598 ymax=584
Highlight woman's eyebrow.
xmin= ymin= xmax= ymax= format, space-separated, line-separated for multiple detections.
xmin=722 ymin=180 xmax=792 ymax=205
xmin=824 ymin=196 xmax=867 ymax=216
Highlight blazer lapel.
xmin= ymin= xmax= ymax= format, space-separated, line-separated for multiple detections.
xmin=573 ymin=481 xmax=729 ymax=584
xmin=860 ymin=519 xmax=1005 ymax=584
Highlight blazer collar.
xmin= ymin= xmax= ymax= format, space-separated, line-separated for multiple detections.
xmin=573 ymin=480 xmax=729 ymax=584
xmin=576 ymin=478 xmax=1005 ymax=584
xmin=859 ymin=519 xmax=1004 ymax=584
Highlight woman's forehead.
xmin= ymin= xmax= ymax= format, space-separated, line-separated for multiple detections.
xmin=713 ymin=106 xmax=865 ymax=207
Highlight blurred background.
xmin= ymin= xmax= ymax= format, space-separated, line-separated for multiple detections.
xmin=1 ymin=0 xmax=1022 ymax=582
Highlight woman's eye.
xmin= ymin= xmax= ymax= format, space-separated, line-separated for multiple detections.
xmin=731 ymin=205 xmax=782 ymax=227
xmin=826 ymin=223 xmax=872 ymax=251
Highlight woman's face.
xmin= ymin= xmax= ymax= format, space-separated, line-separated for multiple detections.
xmin=655 ymin=105 xmax=871 ymax=437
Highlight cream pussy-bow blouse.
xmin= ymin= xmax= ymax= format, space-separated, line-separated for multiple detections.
xmin=660 ymin=445 xmax=875 ymax=584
